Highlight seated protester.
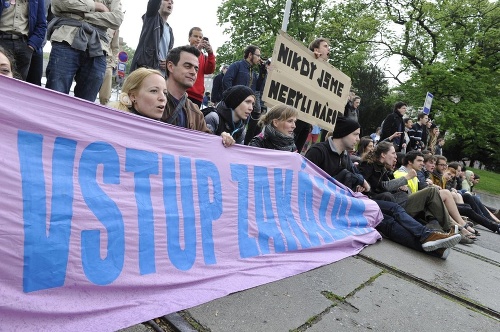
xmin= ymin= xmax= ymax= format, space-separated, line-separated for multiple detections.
xmin=393 ymin=151 xmax=488 ymax=240
xmin=110 ymin=68 xmax=168 ymax=120
xmin=462 ymin=168 xmax=475 ymax=192
xmin=417 ymin=154 xmax=434 ymax=190
xmin=447 ymin=163 xmax=500 ymax=227
xmin=305 ymin=117 xmax=461 ymax=259
xmin=358 ymin=142 xmax=455 ymax=234
xmin=352 ymin=136 xmax=374 ymax=164
xmin=109 ymin=67 xmax=235 ymax=147
xmin=205 ymin=85 xmax=255 ymax=145
xmin=248 ymin=104 xmax=298 ymax=152
xmin=161 ymin=46 xmax=211 ymax=132
xmin=0 ymin=46 xmax=17 ymax=78
xmin=305 ymin=117 xmax=368 ymax=191
xmin=429 ymin=155 xmax=447 ymax=188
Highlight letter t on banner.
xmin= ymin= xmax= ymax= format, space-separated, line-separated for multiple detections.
xmin=281 ymin=0 xmax=293 ymax=32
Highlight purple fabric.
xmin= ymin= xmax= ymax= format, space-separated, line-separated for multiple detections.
xmin=0 ymin=77 xmax=382 ymax=331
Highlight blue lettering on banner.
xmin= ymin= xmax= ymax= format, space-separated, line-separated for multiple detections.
xmin=125 ymin=148 xmax=158 ymax=275
xmin=273 ymin=168 xmax=308 ymax=250
xmin=231 ymin=164 xmax=260 ymax=258
xmin=18 ymin=131 xmax=76 ymax=293
xmin=254 ymin=166 xmax=286 ymax=254
xmin=18 ymin=130 xmax=369 ymax=292
xmin=297 ymin=170 xmax=333 ymax=245
xmin=195 ymin=160 xmax=222 ymax=265
xmin=162 ymin=155 xmax=196 ymax=271
xmin=79 ymin=142 xmax=125 ymax=285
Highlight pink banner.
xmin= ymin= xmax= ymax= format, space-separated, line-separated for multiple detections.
xmin=0 ymin=77 xmax=382 ymax=331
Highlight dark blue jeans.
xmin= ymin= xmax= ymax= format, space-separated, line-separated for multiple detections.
xmin=46 ymin=42 xmax=106 ymax=102
xmin=26 ymin=50 xmax=44 ymax=86
xmin=0 ymin=38 xmax=33 ymax=80
xmin=375 ymin=200 xmax=433 ymax=252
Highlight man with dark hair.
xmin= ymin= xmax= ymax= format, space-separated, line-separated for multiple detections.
xmin=223 ymin=44 xmax=261 ymax=144
xmin=46 ymin=0 xmax=123 ymax=101
xmin=186 ymin=27 xmax=216 ymax=107
xmin=380 ymin=101 xmax=407 ymax=152
xmin=305 ymin=117 xmax=461 ymax=259
xmin=130 ymin=0 xmax=174 ymax=76
xmin=412 ymin=112 xmax=429 ymax=150
xmin=222 ymin=45 xmax=260 ymax=91
xmin=161 ymin=45 xmax=210 ymax=132
xmin=0 ymin=0 xmax=46 ymax=81
xmin=309 ymin=37 xmax=330 ymax=60
xmin=295 ymin=37 xmax=332 ymax=150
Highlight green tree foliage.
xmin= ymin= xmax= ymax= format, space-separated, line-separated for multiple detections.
xmin=216 ymin=0 xmax=353 ymax=68
xmin=216 ymin=0 xmax=499 ymax=169
xmin=351 ymin=64 xmax=390 ymax=136
xmin=372 ymin=0 xmax=500 ymax=169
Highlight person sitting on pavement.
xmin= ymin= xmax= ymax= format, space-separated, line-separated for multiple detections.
xmin=204 ymin=85 xmax=255 ymax=145
xmin=304 ymin=116 xmax=461 ymax=259
xmin=248 ymin=104 xmax=298 ymax=152
xmin=358 ymin=141 xmax=462 ymax=236
xmin=109 ymin=67 xmax=166 ymax=120
xmin=110 ymin=67 xmax=235 ymax=148
xmin=394 ymin=151 xmax=495 ymax=239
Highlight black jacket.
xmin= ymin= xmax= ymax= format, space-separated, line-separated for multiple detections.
xmin=380 ymin=110 xmax=405 ymax=151
xmin=130 ymin=0 xmax=174 ymax=72
xmin=305 ymin=141 xmax=364 ymax=191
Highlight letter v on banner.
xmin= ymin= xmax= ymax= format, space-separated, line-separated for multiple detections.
xmin=423 ymin=92 xmax=433 ymax=115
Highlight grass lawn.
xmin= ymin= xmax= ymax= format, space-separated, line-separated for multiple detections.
xmin=469 ymin=168 xmax=500 ymax=196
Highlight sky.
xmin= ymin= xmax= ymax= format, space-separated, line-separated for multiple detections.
xmin=120 ymin=0 xmax=227 ymax=52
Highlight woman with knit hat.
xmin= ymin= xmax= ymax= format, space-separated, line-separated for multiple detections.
xmin=248 ymin=104 xmax=298 ymax=152
xmin=205 ymin=85 xmax=255 ymax=145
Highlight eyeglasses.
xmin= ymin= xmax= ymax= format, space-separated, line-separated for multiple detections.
xmin=253 ymin=53 xmax=261 ymax=57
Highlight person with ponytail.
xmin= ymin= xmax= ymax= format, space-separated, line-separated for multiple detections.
xmin=248 ymin=104 xmax=298 ymax=152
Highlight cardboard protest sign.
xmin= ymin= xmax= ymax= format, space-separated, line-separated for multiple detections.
xmin=263 ymin=31 xmax=352 ymax=131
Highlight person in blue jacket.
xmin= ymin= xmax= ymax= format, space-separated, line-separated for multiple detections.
xmin=0 ymin=0 xmax=47 ymax=80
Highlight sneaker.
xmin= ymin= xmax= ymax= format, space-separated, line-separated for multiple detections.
xmin=422 ymin=233 xmax=461 ymax=252
xmin=433 ymin=247 xmax=451 ymax=260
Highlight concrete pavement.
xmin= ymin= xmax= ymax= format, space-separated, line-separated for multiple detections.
xmin=121 ymin=219 xmax=500 ymax=332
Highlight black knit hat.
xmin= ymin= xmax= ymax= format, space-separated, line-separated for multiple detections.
xmin=222 ymin=85 xmax=255 ymax=109
xmin=331 ymin=116 xmax=360 ymax=138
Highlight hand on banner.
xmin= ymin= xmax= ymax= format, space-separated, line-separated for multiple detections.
xmin=356 ymin=180 xmax=371 ymax=193
xmin=221 ymin=132 xmax=235 ymax=147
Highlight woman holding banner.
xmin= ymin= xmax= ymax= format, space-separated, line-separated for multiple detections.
xmin=110 ymin=68 xmax=167 ymax=120
xmin=248 ymin=104 xmax=298 ymax=152
xmin=109 ymin=67 xmax=236 ymax=147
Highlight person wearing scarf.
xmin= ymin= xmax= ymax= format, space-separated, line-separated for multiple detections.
xmin=248 ymin=104 xmax=298 ymax=152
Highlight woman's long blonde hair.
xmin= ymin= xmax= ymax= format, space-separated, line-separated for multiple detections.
xmin=108 ymin=68 xmax=164 ymax=112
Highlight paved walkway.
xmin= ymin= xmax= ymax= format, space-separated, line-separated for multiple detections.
xmin=120 ymin=219 xmax=500 ymax=332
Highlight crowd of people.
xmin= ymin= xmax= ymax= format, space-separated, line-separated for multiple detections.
xmin=1 ymin=0 xmax=499 ymax=261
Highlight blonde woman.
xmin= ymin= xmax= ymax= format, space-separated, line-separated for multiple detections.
xmin=248 ymin=104 xmax=298 ymax=152
xmin=109 ymin=67 xmax=236 ymax=146
xmin=109 ymin=68 xmax=167 ymax=120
